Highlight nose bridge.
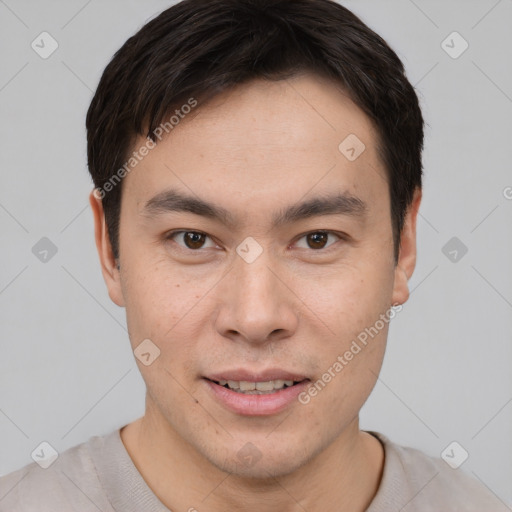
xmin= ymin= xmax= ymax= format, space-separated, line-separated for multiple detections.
xmin=236 ymin=249 xmax=276 ymax=302
xmin=233 ymin=240 xmax=281 ymax=311
xmin=214 ymin=240 xmax=298 ymax=343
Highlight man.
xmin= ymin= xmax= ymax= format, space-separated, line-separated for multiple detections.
xmin=0 ymin=0 xmax=505 ymax=510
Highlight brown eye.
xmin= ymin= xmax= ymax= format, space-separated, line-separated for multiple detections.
xmin=167 ymin=231 xmax=215 ymax=250
xmin=307 ymin=232 xmax=329 ymax=249
xmin=183 ymin=232 xmax=206 ymax=249
xmin=295 ymin=231 xmax=342 ymax=251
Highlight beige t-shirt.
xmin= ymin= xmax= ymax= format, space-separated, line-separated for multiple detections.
xmin=0 ymin=428 xmax=506 ymax=511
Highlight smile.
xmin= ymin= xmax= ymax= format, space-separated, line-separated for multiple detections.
xmin=211 ymin=378 xmax=305 ymax=394
xmin=203 ymin=373 xmax=310 ymax=415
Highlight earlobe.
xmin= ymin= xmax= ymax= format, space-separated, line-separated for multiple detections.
xmin=89 ymin=190 xmax=125 ymax=307
xmin=391 ymin=187 xmax=422 ymax=306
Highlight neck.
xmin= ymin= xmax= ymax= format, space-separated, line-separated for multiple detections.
xmin=121 ymin=407 xmax=384 ymax=512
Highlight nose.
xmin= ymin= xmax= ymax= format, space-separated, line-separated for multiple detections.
xmin=213 ymin=246 xmax=299 ymax=346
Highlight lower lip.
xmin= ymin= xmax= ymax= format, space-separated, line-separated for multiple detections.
xmin=204 ymin=379 xmax=310 ymax=416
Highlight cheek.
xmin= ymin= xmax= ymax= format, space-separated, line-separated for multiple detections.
xmin=308 ymin=317 xmax=389 ymax=418
xmin=296 ymin=259 xmax=394 ymax=414
xmin=120 ymin=264 xmax=206 ymax=397
xmin=120 ymin=247 xmax=204 ymax=339
xmin=119 ymin=257 xmax=221 ymax=389
xmin=300 ymin=258 xmax=395 ymax=338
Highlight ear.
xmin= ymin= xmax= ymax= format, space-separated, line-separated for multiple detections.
xmin=391 ymin=187 xmax=422 ymax=306
xmin=89 ymin=190 xmax=125 ymax=307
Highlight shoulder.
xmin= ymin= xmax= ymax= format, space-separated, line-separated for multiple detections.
xmin=367 ymin=431 xmax=508 ymax=512
xmin=0 ymin=431 xmax=117 ymax=512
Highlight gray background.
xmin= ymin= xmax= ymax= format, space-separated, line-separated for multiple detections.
xmin=1 ymin=0 xmax=511 ymax=506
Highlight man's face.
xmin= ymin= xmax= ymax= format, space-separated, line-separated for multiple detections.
xmin=96 ymin=74 xmax=415 ymax=478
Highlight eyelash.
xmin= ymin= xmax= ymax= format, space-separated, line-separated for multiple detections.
xmin=165 ymin=230 xmax=346 ymax=254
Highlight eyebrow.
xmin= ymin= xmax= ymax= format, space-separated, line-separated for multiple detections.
xmin=142 ymin=188 xmax=367 ymax=228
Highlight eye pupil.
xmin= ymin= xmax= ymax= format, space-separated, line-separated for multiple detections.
xmin=174 ymin=231 xmax=336 ymax=252
xmin=184 ymin=232 xmax=205 ymax=249
xmin=307 ymin=232 xmax=328 ymax=249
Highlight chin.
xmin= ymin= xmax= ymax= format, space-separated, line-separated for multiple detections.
xmin=217 ymin=453 xmax=307 ymax=480
xmin=200 ymin=435 xmax=316 ymax=480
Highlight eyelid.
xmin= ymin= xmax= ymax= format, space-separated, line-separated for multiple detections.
xmin=166 ymin=229 xmax=347 ymax=252
xmin=292 ymin=230 xmax=344 ymax=251
xmin=166 ymin=230 xmax=219 ymax=250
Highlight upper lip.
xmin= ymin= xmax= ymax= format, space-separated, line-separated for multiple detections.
xmin=205 ymin=368 xmax=309 ymax=383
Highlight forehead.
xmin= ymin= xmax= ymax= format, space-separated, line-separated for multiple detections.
xmin=123 ymin=73 xmax=387 ymax=222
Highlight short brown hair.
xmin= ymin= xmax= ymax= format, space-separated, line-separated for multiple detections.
xmin=86 ymin=0 xmax=424 ymax=261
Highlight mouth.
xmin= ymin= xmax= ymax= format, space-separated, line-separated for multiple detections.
xmin=202 ymin=370 xmax=311 ymax=415
xmin=205 ymin=378 xmax=307 ymax=395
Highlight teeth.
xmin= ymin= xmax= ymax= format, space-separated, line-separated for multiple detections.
xmin=255 ymin=381 xmax=274 ymax=391
xmin=215 ymin=379 xmax=301 ymax=393
xmin=240 ymin=381 xmax=256 ymax=391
